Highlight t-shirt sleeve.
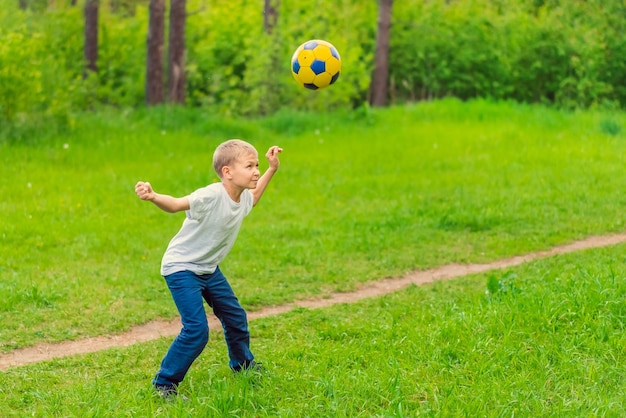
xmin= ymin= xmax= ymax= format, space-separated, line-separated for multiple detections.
xmin=187 ymin=185 xmax=218 ymax=220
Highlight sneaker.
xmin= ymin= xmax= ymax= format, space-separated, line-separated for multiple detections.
xmin=154 ymin=384 xmax=188 ymax=401
xmin=232 ymin=360 xmax=263 ymax=373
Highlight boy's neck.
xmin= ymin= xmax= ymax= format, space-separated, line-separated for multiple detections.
xmin=221 ymin=182 xmax=244 ymax=203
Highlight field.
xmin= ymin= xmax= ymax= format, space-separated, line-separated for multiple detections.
xmin=1 ymin=99 xmax=625 ymax=416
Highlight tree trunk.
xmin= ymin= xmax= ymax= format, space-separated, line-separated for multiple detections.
xmin=370 ymin=0 xmax=393 ymax=107
xmin=168 ymin=0 xmax=186 ymax=104
xmin=263 ymin=0 xmax=279 ymax=34
xmin=83 ymin=0 xmax=99 ymax=78
xmin=258 ymin=0 xmax=280 ymax=114
xmin=18 ymin=0 xmax=28 ymax=9
xmin=146 ymin=0 xmax=165 ymax=105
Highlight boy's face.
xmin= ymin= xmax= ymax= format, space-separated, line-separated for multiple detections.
xmin=225 ymin=152 xmax=260 ymax=189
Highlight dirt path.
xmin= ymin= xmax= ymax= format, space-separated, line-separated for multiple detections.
xmin=2 ymin=233 xmax=626 ymax=371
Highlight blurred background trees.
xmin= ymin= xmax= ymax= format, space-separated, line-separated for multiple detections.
xmin=83 ymin=0 xmax=98 ymax=77
xmin=2 ymin=0 xmax=626 ymax=135
xmin=146 ymin=0 xmax=165 ymax=105
xmin=371 ymin=0 xmax=393 ymax=107
xmin=167 ymin=0 xmax=186 ymax=103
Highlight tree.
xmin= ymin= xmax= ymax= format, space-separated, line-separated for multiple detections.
xmin=370 ymin=0 xmax=393 ymax=107
xmin=84 ymin=0 xmax=99 ymax=77
xmin=263 ymin=0 xmax=279 ymax=34
xmin=146 ymin=0 xmax=165 ymax=105
xmin=168 ymin=0 xmax=186 ymax=103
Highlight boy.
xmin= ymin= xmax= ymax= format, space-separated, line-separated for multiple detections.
xmin=135 ymin=139 xmax=282 ymax=399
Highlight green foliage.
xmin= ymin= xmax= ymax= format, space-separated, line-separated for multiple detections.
xmin=3 ymin=0 xmax=626 ymax=133
xmin=391 ymin=0 xmax=626 ymax=109
xmin=185 ymin=0 xmax=375 ymax=115
xmin=94 ymin=7 xmax=147 ymax=106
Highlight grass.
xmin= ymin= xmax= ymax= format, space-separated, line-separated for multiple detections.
xmin=1 ymin=99 xmax=626 ymax=415
xmin=0 ymin=243 xmax=624 ymax=416
xmin=1 ymin=99 xmax=626 ymax=350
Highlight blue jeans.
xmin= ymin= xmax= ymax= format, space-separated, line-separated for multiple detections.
xmin=152 ymin=268 xmax=254 ymax=387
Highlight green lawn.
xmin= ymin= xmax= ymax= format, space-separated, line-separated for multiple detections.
xmin=1 ymin=98 xmax=625 ymax=349
xmin=1 ymin=243 xmax=624 ymax=416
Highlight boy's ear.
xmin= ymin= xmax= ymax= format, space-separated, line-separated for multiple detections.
xmin=222 ymin=165 xmax=231 ymax=179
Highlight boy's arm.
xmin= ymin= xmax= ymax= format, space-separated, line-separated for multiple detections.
xmin=135 ymin=181 xmax=190 ymax=213
xmin=251 ymin=145 xmax=282 ymax=206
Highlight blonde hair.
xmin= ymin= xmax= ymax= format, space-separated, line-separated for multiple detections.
xmin=213 ymin=139 xmax=258 ymax=178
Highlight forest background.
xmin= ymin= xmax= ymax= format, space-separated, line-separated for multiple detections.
xmin=1 ymin=0 xmax=626 ymax=141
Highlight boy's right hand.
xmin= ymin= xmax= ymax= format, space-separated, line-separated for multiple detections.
xmin=135 ymin=181 xmax=156 ymax=201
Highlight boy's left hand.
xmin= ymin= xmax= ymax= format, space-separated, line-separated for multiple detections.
xmin=266 ymin=146 xmax=283 ymax=170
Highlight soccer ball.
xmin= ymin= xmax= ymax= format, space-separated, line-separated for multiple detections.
xmin=291 ymin=39 xmax=341 ymax=90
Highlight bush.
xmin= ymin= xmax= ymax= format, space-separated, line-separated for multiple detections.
xmin=2 ymin=0 xmax=626 ymax=133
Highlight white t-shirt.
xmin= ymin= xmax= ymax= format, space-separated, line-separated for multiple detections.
xmin=160 ymin=182 xmax=254 ymax=276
